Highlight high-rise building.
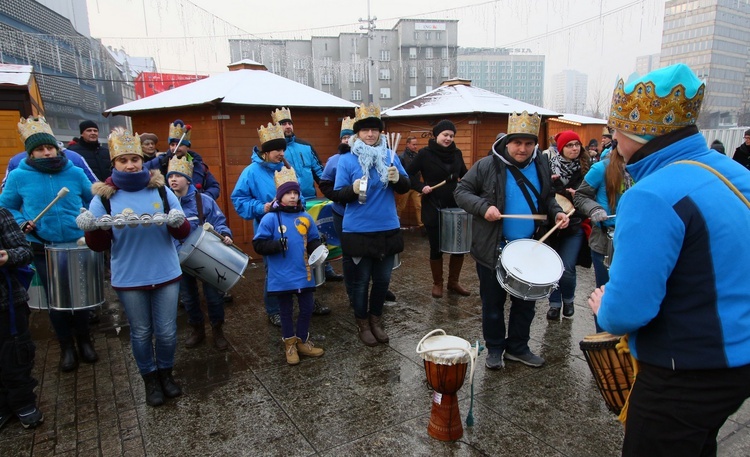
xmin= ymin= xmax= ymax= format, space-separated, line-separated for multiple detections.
xmin=552 ymin=70 xmax=588 ymax=114
xmin=635 ymin=53 xmax=661 ymax=75
xmin=456 ymin=48 xmax=545 ymax=107
xmin=661 ymin=0 xmax=750 ymax=127
xmin=228 ymin=19 xmax=459 ymax=108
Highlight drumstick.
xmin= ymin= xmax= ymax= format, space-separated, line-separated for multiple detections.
xmin=498 ymin=214 xmax=547 ymax=220
xmin=430 ymin=180 xmax=447 ymax=190
xmin=535 ymin=208 xmax=576 ymax=246
xmin=31 ymin=187 xmax=69 ymax=224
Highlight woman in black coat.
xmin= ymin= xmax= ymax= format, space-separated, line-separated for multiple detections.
xmin=406 ymin=120 xmax=470 ymax=298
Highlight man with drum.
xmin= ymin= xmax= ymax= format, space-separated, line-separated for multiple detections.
xmin=167 ymin=157 xmax=233 ymax=351
xmin=455 ymin=111 xmax=568 ymax=370
xmin=588 ymin=63 xmax=750 ymax=456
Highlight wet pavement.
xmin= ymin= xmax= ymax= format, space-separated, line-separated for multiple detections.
xmin=1 ymin=230 xmax=749 ymax=456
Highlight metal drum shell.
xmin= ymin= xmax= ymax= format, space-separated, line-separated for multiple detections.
xmin=45 ymin=243 xmax=105 ymax=311
xmin=392 ymin=252 xmax=401 ymax=270
xmin=312 ymin=261 xmax=325 ymax=287
xmin=178 ymin=228 xmax=249 ymax=293
xmin=439 ymin=208 xmax=472 ymax=254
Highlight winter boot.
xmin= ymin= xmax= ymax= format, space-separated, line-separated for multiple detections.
xmin=59 ymin=338 xmax=78 ymax=372
xmin=283 ymin=337 xmax=300 ymax=365
xmin=447 ymin=255 xmax=471 ymax=296
xmin=429 ymin=258 xmax=444 ymax=298
xmin=185 ymin=322 xmax=206 ymax=348
xmin=356 ymin=318 xmax=378 ymax=347
xmin=142 ymin=371 xmax=165 ymax=407
xmin=76 ymin=333 xmax=99 ymax=364
xmin=368 ymin=314 xmax=389 ymax=344
xmin=296 ymin=333 xmax=324 ymax=357
xmin=157 ymin=368 xmax=182 ymax=398
xmin=211 ymin=322 xmax=229 ymax=351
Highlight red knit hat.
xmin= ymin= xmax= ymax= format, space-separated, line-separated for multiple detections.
xmin=554 ymin=131 xmax=582 ymax=150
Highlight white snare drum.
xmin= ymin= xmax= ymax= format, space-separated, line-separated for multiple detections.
xmin=495 ymin=239 xmax=563 ymax=300
xmin=439 ymin=208 xmax=472 ymax=254
xmin=45 ymin=243 xmax=105 ymax=311
xmin=178 ymin=227 xmax=249 ymax=293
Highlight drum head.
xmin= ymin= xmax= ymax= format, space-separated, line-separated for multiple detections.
xmin=501 ymin=239 xmax=563 ymax=285
xmin=308 ymin=244 xmax=329 ymax=266
xmin=419 ymin=335 xmax=471 ymax=364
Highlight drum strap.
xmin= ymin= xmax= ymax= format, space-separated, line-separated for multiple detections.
xmin=671 ymin=160 xmax=750 ymax=209
xmin=101 ymin=186 xmax=171 ymax=215
xmin=506 ymin=166 xmax=542 ymax=216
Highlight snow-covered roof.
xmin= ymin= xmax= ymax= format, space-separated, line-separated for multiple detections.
xmin=554 ymin=113 xmax=608 ymax=125
xmin=105 ymin=68 xmax=357 ymax=115
xmin=0 ymin=64 xmax=34 ymax=87
xmin=383 ymin=83 xmax=558 ymax=118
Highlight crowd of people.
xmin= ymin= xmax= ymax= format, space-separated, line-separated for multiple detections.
xmin=1 ymin=62 xmax=749 ymax=456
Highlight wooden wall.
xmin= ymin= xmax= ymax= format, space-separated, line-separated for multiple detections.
xmin=547 ymin=119 xmax=605 ymax=152
xmin=126 ymin=105 xmax=354 ymax=256
xmin=0 ymin=82 xmax=44 ymax=176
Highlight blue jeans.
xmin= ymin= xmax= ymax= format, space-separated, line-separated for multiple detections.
xmin=263 ymin=258 xmax=280 ymax=316
xmin=349 ymin=255 xmax=394 ymax=319
xmin=477 ymin=263 xmax=535 ymax=355
xmin=591 ymin=250 xmax=610 ymax=288
xmin=278 ymin=290 xmax=314 ymax=339
xmin=549 ymin=228 xmax=584 ymax=309
xmin=179 ymin=275 xmax=224 ymax=325
xmin=116 ymin=282 xmax=180 ymax=375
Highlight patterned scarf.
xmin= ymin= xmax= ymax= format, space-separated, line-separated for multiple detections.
xmin=548 ymin=151 xmax=581 ymax=186
xmin=350 ymin=134 xmax=390 ymax=185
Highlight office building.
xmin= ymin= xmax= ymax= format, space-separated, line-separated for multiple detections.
xmin=551 ymin=69 xmax=588 ymax=114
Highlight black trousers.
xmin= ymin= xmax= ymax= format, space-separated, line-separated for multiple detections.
xmin=0 ymin=305 xmax=38 ymax=413
xmin=623 ymin=361 xmax=750 ymax=457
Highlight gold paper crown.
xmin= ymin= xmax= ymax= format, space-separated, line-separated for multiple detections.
xmin=167 ymin=156 xmax=194 ymax=179
xmin=271 ymin=107 xmax=292 ymax=124
xmin=602 ymin=126 xmax=612 ymax=136
xmin=108 ymin=127 xmax=144 ymax=161
xmin=354 ymin=103 xmax=381 ymax=122
xmin=341 ymin=116 xmax=355 ymax=132
xmin=18 ymin=116 xmax=54 ymax=142
xmin=274 ymin=166 xmax=298 ymax=189
xmin=168 ymin=121 xmax=191 ymax=142
xmin=258 ymin=123 xmax=285 ymax=144
xmin=608 ymin=78 xmax=704 ymax=136
xmin=508 ymin=111 xmax=541 ymax=137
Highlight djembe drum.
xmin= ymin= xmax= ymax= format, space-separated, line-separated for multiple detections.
xmin=416 ymin=329 xmax=478 ymax=441
xmin=579 ymin=332 xmax=636 ymax=414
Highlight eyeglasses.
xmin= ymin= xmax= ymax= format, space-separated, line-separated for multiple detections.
xmin=564 ymin=142 xmax=582 ymax=148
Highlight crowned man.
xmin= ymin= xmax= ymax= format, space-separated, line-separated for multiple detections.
xmin=587 ymin=63 xmax=750 ymax=456
xmin=455 ymin=111 xmax=568 ymax=370
xmin=167 ymin=156 xmax=234 ymax=351
xmin=144 ymin=120 xmax=220 ymax=200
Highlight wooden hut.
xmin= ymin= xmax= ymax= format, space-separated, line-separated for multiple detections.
xmin=104 ymin=60 xmax=357 ymax=256
xmin=0 ymin=64 xmax=44 ymax=172
xmin=382 ymin=78 xmax=558 ymax=226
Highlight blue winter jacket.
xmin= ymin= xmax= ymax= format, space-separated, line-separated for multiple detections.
xmin=3 ymin=149 xmax=97 ymax=188
xmin=284 ymin=136 xmax=323 ymax=199
xmin=175 ymin=185 xmax=232 ymax=241
xmin=231 ymin=147 xmax=285 ymax=230
xmin=0 ymin=159 xmax=93 ymax=244
xmin=144 ymin=149 xmax=220 ymax=200
xmin=598 ymin=128 xmax=750 ymax=370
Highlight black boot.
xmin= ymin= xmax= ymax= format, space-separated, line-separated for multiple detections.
xmin=142 ymin=371 xmax=165 ymax=407
xmin=76 ymin=333 xmax=99 ymax=364
xmin=158 ymin=368 xmax=182 ymax=398
xmin=59 ymin=339 xmax=78 ymax=372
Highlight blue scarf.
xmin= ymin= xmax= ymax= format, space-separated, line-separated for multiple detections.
xmin=110 ymin=168 xmax=151 ymax=192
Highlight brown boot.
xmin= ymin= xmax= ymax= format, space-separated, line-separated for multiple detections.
xmin=283 ymin=337 xmax=300 ymax=365
xmin=185 ymin=322 xmax=205 ymax=348
xmin=368 ymin=314 xmax=389 ymax=344
xmin=356 ymin=318 xmax=378 ymax=347
xmin=429 ymin=258 xmax=444 ymax=298
xmin=447 ymin=255 xmax=471 ymax=296
xmin=296 ymin=333 xmax=324 ymax=357
xmin=211 ymin=322 xmax=229 ymax=351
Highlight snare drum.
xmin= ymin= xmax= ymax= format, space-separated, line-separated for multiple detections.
xmin=439 ymin=208 xmax=472 ymax=254
xmin=579 ymin=332 xmax=635 ymax=414
xmin=495 ymin=239 xmax=563 ymax=300
xmin=45 ymin=243 xmax=105 ymax=311
xmin=603 ymin=227 xmax=615 ymax=269
xmin=392 ymin=252 xmax=401 ymax=270
xmin=178 ymin=227 xmax=249 ymax=293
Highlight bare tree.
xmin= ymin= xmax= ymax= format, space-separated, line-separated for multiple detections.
xmin=588 ymin=79 xmax=610 ymax=119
